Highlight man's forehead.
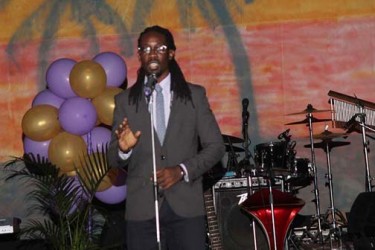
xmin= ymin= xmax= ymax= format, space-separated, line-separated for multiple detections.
xmin=141 ymin=32 xmax=165 ymax=42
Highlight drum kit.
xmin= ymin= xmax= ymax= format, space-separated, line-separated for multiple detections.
xmin=220 ymin=104 xmax=354 ymax=250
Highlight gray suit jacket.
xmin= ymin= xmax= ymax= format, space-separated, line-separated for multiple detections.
xmin=108 ymin=82 xmax=225 ymax=221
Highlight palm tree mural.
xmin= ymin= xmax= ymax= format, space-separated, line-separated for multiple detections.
xmin=131 ymin=0 xmax=260 ymax=142
xmin=4 ymin=0 xmax=133 ymax=89
xmin=3 ymin=0 xmax=259 ymax=140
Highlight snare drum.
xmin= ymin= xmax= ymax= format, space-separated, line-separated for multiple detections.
xmin=287 ymin=158 xmax=313 ymax=187
xmin=254 ymin=141 xmax=293 ymax=174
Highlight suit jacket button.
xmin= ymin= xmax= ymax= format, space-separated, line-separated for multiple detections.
xmin=161 ymin=155 xmax=166 ymax=160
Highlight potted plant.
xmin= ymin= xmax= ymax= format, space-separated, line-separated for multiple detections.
xmin=4 ymin=146 xmax=117 ymax=250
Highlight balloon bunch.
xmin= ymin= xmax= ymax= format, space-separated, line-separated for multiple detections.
xmin=21 ymin=52 xmax=127 ymax=204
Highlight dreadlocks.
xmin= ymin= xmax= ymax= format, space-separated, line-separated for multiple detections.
xmin=129 ymin=26 xmax=192 ymax=109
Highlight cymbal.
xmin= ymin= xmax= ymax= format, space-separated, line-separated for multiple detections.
xmin=285 ymin=117 xmax=331 ymax=125
xmin=304 ymin=141 xmax=351 ymax=149
xmin=286 ymin=104 xmax=331 ymax=116
xmin=226 ymin=145 xmax=244 ymax=152
xmin=313 ymin=130 xmax=348 ymax=140
xmin=222 ymin=134 xmax=244 ymax=143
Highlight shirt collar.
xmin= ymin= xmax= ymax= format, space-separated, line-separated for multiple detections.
xmin=157 ymin=73 xmax=171 ymax=92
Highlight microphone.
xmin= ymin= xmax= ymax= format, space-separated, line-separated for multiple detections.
xmin=144 ymin=74 xmax=157 ymax=100
xmin=278 ymin=128 xmax=290 ymax=140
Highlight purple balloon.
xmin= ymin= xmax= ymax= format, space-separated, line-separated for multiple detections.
xmin=46 ymin=58 xmax=77 ymax=98
xmin=23 ymin=136 xmax=51 ymax=160
xmin=83 ymin=127 xmax=111 ymax=153
xmin=59 ymin=97 xmax=97 ymax=135
xmin=32 ymin=89 xmax=66 ymax=108
xmin=93 ymin=52 xmax=127 ymax=87
xmin=95 ymin=184 xmax=127 ymax=204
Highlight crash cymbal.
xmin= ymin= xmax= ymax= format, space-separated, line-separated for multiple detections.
xmin=225 ymin=145 xmax=244 ymax=152
xmin=222 ymin=134 xmax=244 ymax=143
xmin=286 ymin=104 xmax=331 ymax=116
xmin=285 ymin=117 xmax=331 ymax=125
xmin=304 ymin=141 xmax=351 ymax=149
xmin=313 ymin=130 xmax=348 ymax=140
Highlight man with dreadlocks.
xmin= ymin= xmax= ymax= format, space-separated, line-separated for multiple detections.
xmin=108 ymin=25 xmax=225 ymax=250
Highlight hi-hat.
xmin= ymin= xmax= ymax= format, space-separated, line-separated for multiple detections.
xmin=222 ymin=134 xmax=244 ymax=143
xmin=304 ymin=141 xmax=351 ymax=150
xmin=226 ymin=145 xmax=244 ymax=152
xmin=285 ymin=117 xmax=331 ymax=125
xmin=286 ymin=104 xmax=331 ymax=116
xmin=313 ymin=130 xmax=348 ymax=140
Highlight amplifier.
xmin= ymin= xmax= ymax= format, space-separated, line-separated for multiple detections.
xmin=0 ymin=218 xmax=21 ymax=235
xmin=213 ymin=176 xmax=283 ymax=190
xmin=212 ymin=177 xmax=284 ymax=250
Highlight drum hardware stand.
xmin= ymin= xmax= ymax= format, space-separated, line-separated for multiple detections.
xmin=226 ymin=142 xmax=239 ymax=172
xmin=268 ymin=142 xmax=278 ymax=250
xmin=346 ymin=112 xmax=375 ymax=192
xmin=328 ymin=90 xmax=375 ymax=192
xmin=245 ymin=143 xmax=278 ymax=250
xmin=320 ymin=138 xmax=344 ymax=249
xmin=306 ymin=108 xmax=323 ymax=243
xmin=247 ymin=173 xmax=259 ymax=250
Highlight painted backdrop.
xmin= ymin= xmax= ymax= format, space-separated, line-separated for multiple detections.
xmin=1 ymin=0 xmax=375 ymax=221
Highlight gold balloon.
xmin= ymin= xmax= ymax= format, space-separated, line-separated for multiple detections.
xmin=22 ymin=104 xmax=61 ymax=141
xmin=92 ymin=87 xmax=122 ymax=126
xmin=77 ymin=152 xmax=112 ymax=192
xmin=69 ymin=60 xmax=107 ymax=99
xmin=48 ymin=132 xmax=88 ymax=172
xmin=58 ymin=170 xmax=77 ymax=177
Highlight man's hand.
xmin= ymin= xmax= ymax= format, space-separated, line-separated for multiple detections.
xmin=156 ymin=166 xmax=183 ymax=189
xmin=116 ymin=118 xmax=141 ymax=153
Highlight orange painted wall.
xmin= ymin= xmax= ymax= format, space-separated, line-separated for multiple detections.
xmin=1 ymin=0 xmax=375 ymax=219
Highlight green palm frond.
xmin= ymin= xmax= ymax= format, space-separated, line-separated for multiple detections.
xmin=76 ymin=144 xmax=111 ymax=199
xmin=5 ymin=153 xmax=59 ymax=178
xmin=4 ymin=145 xmax=112 ymax=249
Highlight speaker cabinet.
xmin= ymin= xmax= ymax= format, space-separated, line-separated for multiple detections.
xmin=214 ymin=187 xmax=269 ymax=250
xmin=348 ymin=192 xmax=375 ymax=249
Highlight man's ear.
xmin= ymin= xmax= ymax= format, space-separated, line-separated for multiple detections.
xmin=169 ymin=50 xmax=175 ymax=60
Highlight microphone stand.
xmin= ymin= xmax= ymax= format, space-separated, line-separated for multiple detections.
xmin=239 ymin=108 xmax=251 ymax=173
xmin=144 ymin=75 xmax=162 ymax=250
xmin=243 ymin=111 xmax=250 ymax=159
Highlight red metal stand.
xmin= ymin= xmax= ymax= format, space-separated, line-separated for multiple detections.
xmin=240 ymin=188 xmax=305 ymax=250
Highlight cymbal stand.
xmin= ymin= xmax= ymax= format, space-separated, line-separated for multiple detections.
xmin=321 ymin=139 xmax=344 ymax=249
xmin=358 ymin=113 xmax=374 ymax=192
xmin=346 ymin=111 xmax=375 ymax=192
xmin=321 ymin=139 xmax=338 ymax=231
xmin=306 ymin=111 xmax=323 ymax=242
